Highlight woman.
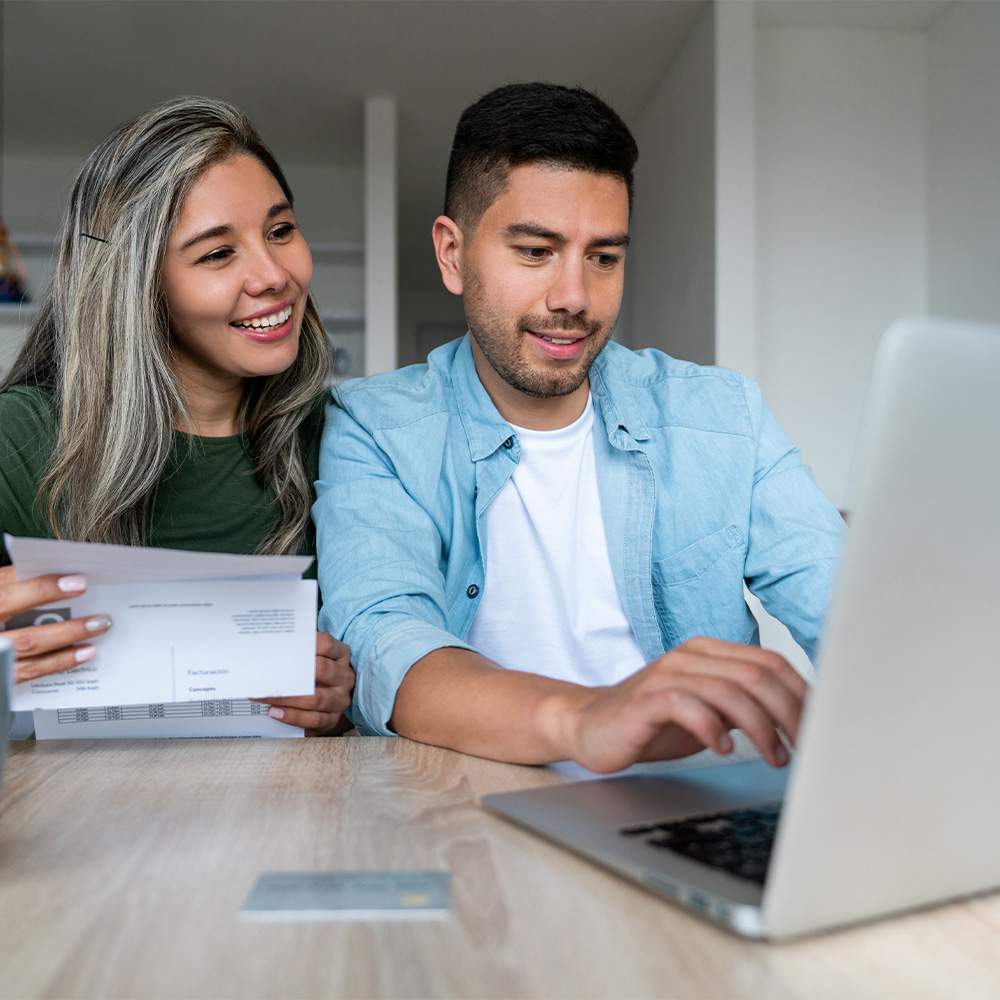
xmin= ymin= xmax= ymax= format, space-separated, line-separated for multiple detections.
xmin=0 ymin=97 xmax=352 ymax=735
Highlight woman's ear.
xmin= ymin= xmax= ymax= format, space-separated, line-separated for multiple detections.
xmin=432 ymin=215 xmax=465 ymax=296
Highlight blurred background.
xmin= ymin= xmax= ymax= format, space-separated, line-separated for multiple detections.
xmin=1 ymin=0 xmax=997 ymax=514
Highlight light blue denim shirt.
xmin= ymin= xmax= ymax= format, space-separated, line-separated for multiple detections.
xmin=315 ymin=335 xmax=845 ymax=736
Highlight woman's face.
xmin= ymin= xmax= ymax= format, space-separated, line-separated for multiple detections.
xmin=160 ymin=153 xmax=313 ymax=394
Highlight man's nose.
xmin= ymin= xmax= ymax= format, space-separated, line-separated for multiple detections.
xmin=545 ymin=258 xmax=589 ymax=315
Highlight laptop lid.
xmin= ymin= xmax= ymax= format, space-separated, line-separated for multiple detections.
xmin=761 ymin=315 xmax=1000 ymax=936
xmin=483 ymin=316 xmax=1000 ymax=939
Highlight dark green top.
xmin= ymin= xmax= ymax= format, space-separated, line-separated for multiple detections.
xmin=0 ymin=386 xmax=324 ymax=574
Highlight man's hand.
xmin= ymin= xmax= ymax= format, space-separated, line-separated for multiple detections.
xmin=553 ymin=637 xmax=807 ymax=773
xmin=0 ymin=565 xmax=113 ymax=683
xmin=392 ymin=637 xmax=807 ymax=771
xmin=255 ymin=631 xmax=355 ymax=736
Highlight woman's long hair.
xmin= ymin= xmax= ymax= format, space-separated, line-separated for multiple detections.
xmin=1 ymin=96 xmax=330 ymax=554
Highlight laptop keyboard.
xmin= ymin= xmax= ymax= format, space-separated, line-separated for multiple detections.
xmin=619 ymin=802 xmax=782 ymax=885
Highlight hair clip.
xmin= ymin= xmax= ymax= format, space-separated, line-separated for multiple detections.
xmin=80 ymin=232 xmax=109 ymax=244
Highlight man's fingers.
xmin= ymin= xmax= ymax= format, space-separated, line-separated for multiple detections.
xmin=596 ymin=640 xmax=807 ymax=768
xmin=649 ymin=643 xmax=805 ymax=745
xmin=647 ymin=687 xmax=734 ymax=756
xmin=0 ymin=567 xmax=89 ymax=618
xmin=315 ymin=652 xmax=356 ymax=690
xmin=688 ymin=678 xmax=790 ymax=765
xmin=641 ymin=681 xmax=788 ymax=766
xmin=315 ymin=630 xmax=350 ymax=662
xmin=690 ymin=657 xmax=803 ymax=745
xmin=681 ymin=636 xmax=809 ymax=701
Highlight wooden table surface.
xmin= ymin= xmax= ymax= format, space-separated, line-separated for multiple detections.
xmin=2 ymin=736 xmax=1000 ymax=999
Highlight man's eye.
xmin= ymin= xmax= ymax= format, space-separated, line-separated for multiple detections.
xmin=518 ymin=247 xmax=550 ymax=260
xmin=593 ymin=254 xmax=620 ymax=269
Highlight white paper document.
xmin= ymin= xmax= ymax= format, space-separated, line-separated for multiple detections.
xmin=32 ymin=699 xmax=302 ymax=739
xmin=6 ymin=533 xmax=314 ymax=585
xmin=5 ymin=535 xmax=317 ymax=717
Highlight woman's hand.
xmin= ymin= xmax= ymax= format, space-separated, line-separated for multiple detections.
xmin=254 ymin=631 xmax=355 ymax=736
xmin=0 ymin=565 xmax=113 ymax=684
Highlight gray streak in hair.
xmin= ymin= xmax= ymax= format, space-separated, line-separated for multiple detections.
xmin=1 ymin=96 xmax=330 ymax=555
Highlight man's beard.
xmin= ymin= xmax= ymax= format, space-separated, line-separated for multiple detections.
xmin=463 ymin=273 xmax=615 ymax=399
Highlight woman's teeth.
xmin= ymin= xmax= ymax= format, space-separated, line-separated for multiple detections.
xmin=235 ymin=305 xmax=293 ymax=330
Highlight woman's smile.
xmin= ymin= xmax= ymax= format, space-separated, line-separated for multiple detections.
xmin=232 ymin=301 xmax=296 ymax=341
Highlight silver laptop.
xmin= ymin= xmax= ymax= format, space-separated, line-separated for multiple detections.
xmin=482 ymin=316 xmax=1000 ymax=940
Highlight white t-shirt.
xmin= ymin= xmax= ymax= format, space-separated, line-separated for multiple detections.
xmin=467 ymin=396 xmax=648 ymax=687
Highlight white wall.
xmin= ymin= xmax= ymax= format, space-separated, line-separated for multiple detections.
xmin=629 ymin=6 xmax=716 ymax=365
xmin=2 ymin=152 xmax=362 ymax=241
xmin=927 ymin=1 xmax=1000 ymax=325
xmin=631 ymin=12 xmax=930 ymax=509
xmin=363 ymin=97 xmax=398 ymax=376
xmin=613 ymin=3 xmax=997 ymax=668
xmin=397 ymin=287 xmax=467 ymax=368
xmin=3 ymin=152 xmax=83 ymax=238
xmin=715 ymin=0 xmax=758 ymax=380
xmin=285 ymin=162 xmax=365 ymax=367
xmin=630 ymin=8 xmax=937 ymax=668
xmin=755 ymin=25 xmax=928 ymax=509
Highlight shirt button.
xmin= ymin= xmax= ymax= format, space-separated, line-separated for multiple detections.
xmin=467 ymin=584 xmax=480 ymax=599
xmin=503 ymin=437 xmax=514 ymax=449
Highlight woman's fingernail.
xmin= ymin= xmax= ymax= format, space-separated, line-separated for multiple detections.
xmin=85 ymin=615 xmax=113 ymax=632
xmin=774 ymin=743 xmax=789 ymax=766
xmin=58 ymin=574 xmax=88 ymax=593
xmin=74 ymin=646 xmax=97 ymax=664
xmin=718 ymin=733 xmax=734 ymax=754
xmin=269 ymin=707 xmax=285 ymax=720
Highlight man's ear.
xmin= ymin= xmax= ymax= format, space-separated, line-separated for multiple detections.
xmin=432 ymin=215 xmax=465 ymax=296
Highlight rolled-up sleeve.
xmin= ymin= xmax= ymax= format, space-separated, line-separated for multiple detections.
xmin=742 ymin=382 xmax=845 ymax=663
xmin=314 ymin=397 xmax=474 ymax=735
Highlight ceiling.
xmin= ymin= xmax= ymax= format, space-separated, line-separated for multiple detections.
xmin=756 ymin=0 xmax=953 ymax=29
xmin=3 ymin=0 xmax=711 ymax=287
xmin=2 ymin=0 xmax=954 ymax=290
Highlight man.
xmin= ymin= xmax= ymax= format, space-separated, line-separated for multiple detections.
xmin=315 ymin=83 xmax=844 ymax=772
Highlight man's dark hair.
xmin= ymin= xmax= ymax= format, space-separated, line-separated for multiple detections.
xmin=444 ymin=82 xmax=639 ymax=231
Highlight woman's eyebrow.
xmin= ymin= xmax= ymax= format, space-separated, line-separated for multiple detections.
xmin=179 ymin=223 xmax=231 ymax=252
xmin=266 ymin=200 xmax=292 ymax=219
xmin=178 ymin=201 xmax=292 ymax=252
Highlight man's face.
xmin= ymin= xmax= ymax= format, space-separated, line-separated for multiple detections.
xmin=448 ymin=164 xmax=630 ymax=426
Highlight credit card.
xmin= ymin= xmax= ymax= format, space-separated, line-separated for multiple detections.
xmin=239 ymin=870 xmax=450 ymax=920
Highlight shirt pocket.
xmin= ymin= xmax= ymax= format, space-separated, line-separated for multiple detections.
xmin=651 ymin=524 xmax=754 ymax=648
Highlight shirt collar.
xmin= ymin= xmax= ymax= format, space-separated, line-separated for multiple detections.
xmin=589 ymin=343 xmax=652 ymax=444
xmin=449 ymin=334 xmax=517 ymax=461
xmin=449 ymin=334 xmax=652 ymax=458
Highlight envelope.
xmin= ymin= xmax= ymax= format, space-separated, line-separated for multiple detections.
xmin=5 ymin=535 xmax=317 ymax=712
